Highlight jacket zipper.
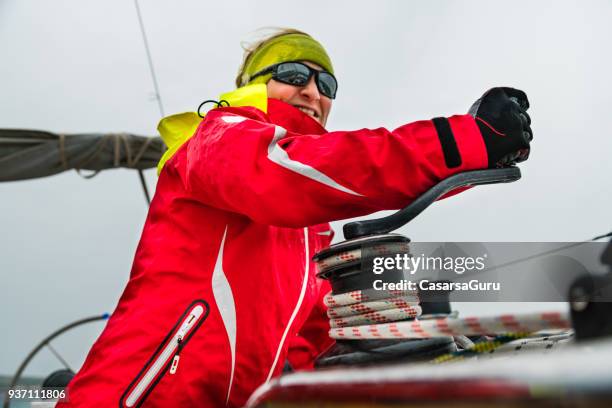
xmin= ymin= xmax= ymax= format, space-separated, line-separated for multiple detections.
xmin=169 ymin=335 xmax=183 ymax=375
xmin=121 ymin=300 xmax=209 ymax=408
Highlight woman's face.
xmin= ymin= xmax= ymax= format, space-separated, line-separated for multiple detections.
xmin=266 ymin=61 xmax=332 ymax=127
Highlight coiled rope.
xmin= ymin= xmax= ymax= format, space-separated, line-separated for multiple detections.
xmin=326 ymin=289 xmax=571 ymax=340
xmin=324 ymin=288 xmax=421 ymax=329
xmin=317 ymin=240 xmax=572 ymax=341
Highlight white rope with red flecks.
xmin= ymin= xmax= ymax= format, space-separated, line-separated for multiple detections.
xmin=324 ymin=287 xmax=571 ymax=339
xmin=329 ymin=310 xmax=571 ymax=340
xmin=324 ymin=288 xmax=422 ymax=329
xmin=317 ymin=242 xmax=572 ymax=339
xmin=316 ymin=241 xmax=410 ymax=271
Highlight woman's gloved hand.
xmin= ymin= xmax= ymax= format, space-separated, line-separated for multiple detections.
xmin=469 ymin=87 xmax=533 ymax=168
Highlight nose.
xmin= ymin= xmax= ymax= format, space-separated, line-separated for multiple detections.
xmin=299 ymin=76 xmax=320 ymax=101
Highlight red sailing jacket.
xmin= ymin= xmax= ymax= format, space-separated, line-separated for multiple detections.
xmin=59 ymin=97 xmax=487 ymax=408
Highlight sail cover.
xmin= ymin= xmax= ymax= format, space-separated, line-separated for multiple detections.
xmin=0 ymin=129 xmax=164 ymax=182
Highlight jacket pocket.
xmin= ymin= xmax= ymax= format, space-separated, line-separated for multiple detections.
xmin=119 ymin=299 xmax=209 ymax=408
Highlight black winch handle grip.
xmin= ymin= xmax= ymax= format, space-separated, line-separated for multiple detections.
xmin=343 ymin=167 xmax=521 ymax=239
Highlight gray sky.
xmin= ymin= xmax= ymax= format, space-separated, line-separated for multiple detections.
xmin=1 ymin=0 xmax=610 ymax=377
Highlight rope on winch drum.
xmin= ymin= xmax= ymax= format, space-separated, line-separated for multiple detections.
xmin=324 ymin=285 xmax=574 ymax=363
xmin=316 ymin=241 xmax=410 ymax=271
xmin=317 ymin=239 xmax=573 ymax=341
xmin=325 ymin=288 xmax=571 ymax=340
xmin=324 ymin=288 xmax=421 ymax=328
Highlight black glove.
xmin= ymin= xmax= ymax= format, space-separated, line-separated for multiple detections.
xmin=469 ymin=87 xmax=533 ymax=168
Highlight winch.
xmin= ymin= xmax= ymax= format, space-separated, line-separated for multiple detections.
xmin=248 ymin=168 xmax=612 ymax=405
xmin=312 ymin=168 xmax=528 ymax=366
xmin=311 ymin=167 xmax=612 ymax=367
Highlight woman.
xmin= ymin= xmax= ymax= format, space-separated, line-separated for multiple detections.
xmin=59 ymin=28 xmax=532 ymax=407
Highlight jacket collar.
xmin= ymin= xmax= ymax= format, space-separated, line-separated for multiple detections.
xmin=156 ymin=84 xmax=328 ymax=173
xmin=210 ymin=98 xmax=328 ymax=136
xmin=266 ymin=98 xmax=328 ymax=136
xmin=220 ymin=83 xmax=328 ymax=135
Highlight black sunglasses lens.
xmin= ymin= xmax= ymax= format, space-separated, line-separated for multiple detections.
xmin=317 ymin=72 xmax=337 ymax=99
xmin=275 ymin=62 xmax=311 ymax=86
xmin=272 ymin=62 xmax=337 ymax=99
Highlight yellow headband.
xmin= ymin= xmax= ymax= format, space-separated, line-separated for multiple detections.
xmin=239 ymin=33 xmax=333 ymax=87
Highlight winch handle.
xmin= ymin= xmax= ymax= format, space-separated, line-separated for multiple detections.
xmin=343 ymin=167 xmax=521 ymax=239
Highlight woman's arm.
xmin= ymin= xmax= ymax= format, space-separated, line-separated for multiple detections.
xmin=168 ymin=106 xmax=487 ymax=227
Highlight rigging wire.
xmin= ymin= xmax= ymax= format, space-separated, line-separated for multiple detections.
xmin=133 ymin=0 xmax=166 ymax=118
xmin=452 ymin=230 xmax=612 ymax=282
xmin=133 ymin=0 xmax=166 ymax=206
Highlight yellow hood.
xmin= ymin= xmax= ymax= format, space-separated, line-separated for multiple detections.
xmin=156 ymin=84 xmax=268 ymax=174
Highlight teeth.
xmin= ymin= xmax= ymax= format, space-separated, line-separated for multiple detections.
xmin=297 ymin=106 xmax=317 ymax=118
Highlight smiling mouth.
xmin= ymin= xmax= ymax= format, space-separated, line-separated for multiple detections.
xmin=293 ymin=105 xmax=320 ymax=120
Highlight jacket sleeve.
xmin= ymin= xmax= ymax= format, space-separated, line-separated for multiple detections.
xmin=170 ymin=107 xmax=488 ymax=227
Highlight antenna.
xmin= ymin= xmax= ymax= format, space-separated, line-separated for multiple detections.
xmin=133 ymin=0 xmax=166 ymax=205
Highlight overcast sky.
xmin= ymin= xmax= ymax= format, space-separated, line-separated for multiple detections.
xmin=1 ymin=0 xmax=610 ymax=377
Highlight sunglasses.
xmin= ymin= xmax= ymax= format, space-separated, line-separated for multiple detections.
xmin=251 ymin=61 xmax=338 ymax=99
